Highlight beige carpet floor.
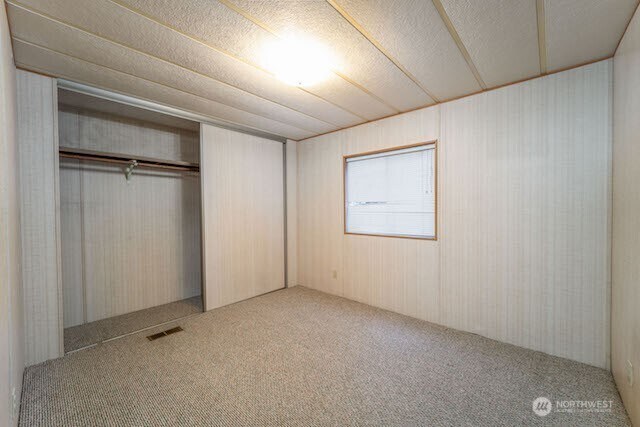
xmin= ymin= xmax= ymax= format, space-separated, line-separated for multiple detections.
xmin=64 ymin=296 xmax=202 ymax=352
xmin=22 ymin=287 xmax=629 ymax=426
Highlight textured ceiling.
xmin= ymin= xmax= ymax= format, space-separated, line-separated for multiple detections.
xmin=6 ymin=0 xmax=639 ymax=140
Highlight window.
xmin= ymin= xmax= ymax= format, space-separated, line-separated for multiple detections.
xmin=344 ymin=142 xmax=436 ymax=239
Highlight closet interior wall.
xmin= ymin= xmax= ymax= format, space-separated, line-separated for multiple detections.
xmin=58 ymin=97 xmax=202 ymax=327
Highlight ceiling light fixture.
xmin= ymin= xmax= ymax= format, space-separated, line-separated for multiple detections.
xmin=261 ymin=37 xmax=336 ymax=87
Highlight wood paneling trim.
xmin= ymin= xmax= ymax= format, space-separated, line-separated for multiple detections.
xmin=9 ymin=0 xmax=362 ymax=126
xmin=431 ymin=0 xmax=487 ymax=89
xmin=216 ymin=0 xmax=401 ymax=113
xmin=12 ymin=37 xmax=314 ymax=139
xmin=536 ymin=0 xmax=547 ymax=74
xmin=7 ymin=1 xmax=338 ymax=132
xmin=612 ymin=5 xmax=640 ymax=424
xmin=326 ymin=0 xmax=439 ymax=102
xmin=343 ymin=140 xmax=438 ymax=240
xmin=614 ymin=1 xmax=640 ymax=55
xmin=297 ymin=56 xmax=614 ymax=143
xmin=199 ymin=125 xmax=208 ymax=311
xmin=298 ymin=61 xmax=612 ymax=368
xmin=343 ymin=140 xmax=437 ymax=159
xmin=106 ymin=0 xmax=368 ymax=121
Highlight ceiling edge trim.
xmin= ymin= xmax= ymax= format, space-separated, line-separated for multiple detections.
xmin=56 ymin=79 xmax=287 ymax=143
xmin=536 ymin=0 xmax=547 ymax=75
xmin=7 ymin=0 xmax=343 ymax=130
xmin=326 ymin=0 xmax=440 ymax=103
xmin=13 ymin=37 xmax=311 ymax=138
xmin=431 ymin=0 xmax=487 ymax=90
xmin=107 ymin=0 xmax=369 ymax=121
xmin=297 ymin=56 xmax=613 ymax=143
xmin=217 ymin=0 xmax=403 ymax=113
xmin=614 ymin=1 xmax=640 ymax=56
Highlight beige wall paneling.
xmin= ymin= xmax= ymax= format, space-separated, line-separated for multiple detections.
xmin=298 ymin=106 xmax=441 ymax=320
xmin=0 ymin=4 xmax=23 ymax=425
xmin=58 ymin=158 xmax=83 ymax=327
xmin=16 ymin=69 xmax=63 ymax=366
xmin=58 ymin=108 xmax=202 ymax=325
xmin=7 ymin=0 xmax=362 ymax=129
xmin=439 ymin=60 xmax=612 ymax=369
xmin=297 ymin=61 xmax=612 ymax=369
xmin=286 ymin=139 xmax=298 ymax=287
xmin=545 ymin=0 xmax=639 ymax=72
xmin=438 ymin=0 xmax=540 ymax=88
xmin=58 ymin=90 xmax=200 ymax=132
xmin=297 ymin=134 xmax=344 ymax=297
xmin=200 ymin=124 xmax=285 ymax=310
xmin=334 ymin=0 xmax=481 ymax=101
xmin=7 ymin=4 xmax=335 ymax=136
xmin=58 ymin=106 xmax=200 ymax=162
xmin=113 ymin=0 xmax=399 ymax=119
xmin=340 ymin=107 xmax=441 ymax=322
xmin=612 ymin=5 xmax=640 ymax=425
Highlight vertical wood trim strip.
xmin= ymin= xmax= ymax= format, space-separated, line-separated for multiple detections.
xmin=79 ymin=159 xmax=87 ymax=323
xmin=216 ymin=0 xmax=401 ymax=113
xmin=51 ymin=79 xmax=63 ymax=354
xmin=536 ymin=0 xmax=548 ymax=75
xmin=326 ymin=0 xmax=440 ymax=103
xmin=283 ymin=141 xmax=288 ymax=288
xmin=431 ymin=0 xmax=487 ymax=90
xmin=199 ymin=124 xmax=208 ymax=311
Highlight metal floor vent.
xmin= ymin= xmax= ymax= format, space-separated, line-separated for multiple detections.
xmin=147 ymin=326 xmax=183 ymax=341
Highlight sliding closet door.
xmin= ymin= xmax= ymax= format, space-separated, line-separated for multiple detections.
xmin=200 ymin=124 xmax=285 ymax=310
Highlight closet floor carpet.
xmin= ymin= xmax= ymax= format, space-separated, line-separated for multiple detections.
xmin=21 ymin=287 xmax=629 ymax=426
xmin=63 ymin=296 xmax=202 ymax=352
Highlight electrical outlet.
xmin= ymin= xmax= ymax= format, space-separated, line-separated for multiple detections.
xmin=627 ymin=360 xmax=634 ymax=387
xmin=332 ymin=270 xmax=337 ymax=279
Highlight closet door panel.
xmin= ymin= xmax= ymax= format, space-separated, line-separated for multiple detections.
xmin=200 ymin=125 xmax=285 ymax=310
xmin=16 ymin=70 xmax=63 ymax=365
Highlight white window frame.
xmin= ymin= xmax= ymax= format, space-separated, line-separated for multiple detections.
xmin=343 ymin=141 xmax=437 ymax=240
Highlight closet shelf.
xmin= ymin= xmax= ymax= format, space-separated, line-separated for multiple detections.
xmin=59 ymin=147 xmax=199 ymax=173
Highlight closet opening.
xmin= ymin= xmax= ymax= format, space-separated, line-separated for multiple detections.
xmin=57 ymin=89 xmax=204 ymax=353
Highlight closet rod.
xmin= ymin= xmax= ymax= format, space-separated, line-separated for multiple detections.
xmin=59 ymin=147 xmax=199 ymax=173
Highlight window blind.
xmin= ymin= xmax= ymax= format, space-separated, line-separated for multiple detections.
xmin=345 ymin=144 xmax=435 ymax=238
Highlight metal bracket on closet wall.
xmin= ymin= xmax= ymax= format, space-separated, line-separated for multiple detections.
xmin=56 ymin=79 xmax=287 ymax=144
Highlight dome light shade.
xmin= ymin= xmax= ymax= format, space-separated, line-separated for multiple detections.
xmin=261 ymin=37 xmax=335 ymax=87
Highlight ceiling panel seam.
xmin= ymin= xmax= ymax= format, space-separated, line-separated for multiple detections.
xmin=107 ymin=0 xmax=370 ymax=121
xmin=13 ymin=37 xmax=314 ymax=138
xmin=7 ymin=0 xmax=354 ymax=129
xmin=325 ymin=0 xmax=440 ymax=103
xmin=12 ymin=37 xmax=315 ymax=136
xmin=216 ymin=0 xmax=403 ymax=113
xmin=431 ymin=0 xmax=487 ymax=90
xmin=7 ymin=2 xmax=334 ymax=133
xmin=536 ymin=0 xmax=547 ymax=75
xmin=14 ymin=61 xmax=287 ymax=141
xmin=614 ymin=0 xmax=640 ymax=55
xmin=296 ymin=55 xmax=613 ymax=142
